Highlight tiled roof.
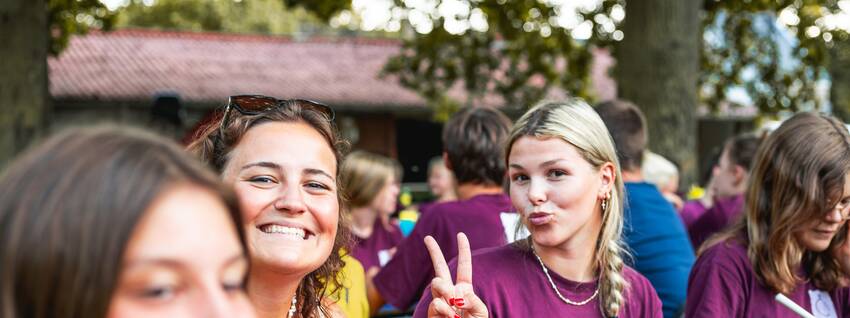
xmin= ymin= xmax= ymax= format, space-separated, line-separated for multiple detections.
xmin=48 ymin=29 xmax=616 ymax=110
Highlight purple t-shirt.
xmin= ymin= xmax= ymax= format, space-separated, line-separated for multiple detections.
xmin=373 ymin=193 xmax=514 ymax=309
xmin=351 ymin=219 xmax=403 ymax=271
xmin=687 ymin=194 xmax=744 ymax=250
xmin=686 ymin=238 xmax=850 ymax=317
xmin=680 ymin=200 xmax=708 ymax=229
xmin=412 ymin=244 xmax=663 ymax=318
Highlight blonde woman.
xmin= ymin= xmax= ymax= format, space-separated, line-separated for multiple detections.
xmin=686 ymin=112 xmax=850 ymax=317
xmin=340 ymin=150 xmax=404 ymax=271
xmin=415 ymin=100 xmax=662 ymax=317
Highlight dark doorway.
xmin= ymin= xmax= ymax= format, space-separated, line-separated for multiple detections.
xmin=396 ymin=118 xmax=443 ymax=183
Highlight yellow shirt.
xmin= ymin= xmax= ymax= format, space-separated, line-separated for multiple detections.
xmin=326 ymin=253 xmax=369 ymax=318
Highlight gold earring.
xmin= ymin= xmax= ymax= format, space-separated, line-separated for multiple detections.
xmin=600 ymin=191 xmax=611 ymax=211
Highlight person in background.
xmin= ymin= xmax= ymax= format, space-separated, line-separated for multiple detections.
xmin=686 ymin=112 xmax=850 ymax=317
xmin=642 ymin=151 xmax=683 ymax=210
xmin=685 ymin=133 xmax=761 ymax=250
xmin=420 ymin=156 xmax=458 ymax=213
xmin=0 ymin=126 xmax=255 ymax=318
xmin=679 ymin=151 xmax=721 ymax=229
xmin=188 ymin=95 xmax=352 ymax=318
xmin=595 ymin=100 xmax=694 ymax=318
xmin=340 ymin=150 xmax=404 ymax=272
xmin=415 ymin=99 xmax=662 ymax=318
xmin=367 ymin=107 xmax=515 ymax=313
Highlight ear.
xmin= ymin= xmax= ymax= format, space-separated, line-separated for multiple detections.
xmin=733 ymin=165 xmax=746 ymax=185
xmin=442 ymin=152 xmax=453 ymax=172
xmin=598 ymin=162 xmax=616 ymax=200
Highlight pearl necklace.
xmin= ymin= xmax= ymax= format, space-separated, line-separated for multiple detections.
xmin=531 ymin=248 xmax=599 ymax=306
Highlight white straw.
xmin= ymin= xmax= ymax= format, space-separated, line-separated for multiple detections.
xmin=775 ymin=293 xmax=816 ymax=318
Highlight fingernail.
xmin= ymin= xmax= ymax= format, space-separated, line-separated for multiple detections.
xmin=455 ymin=298 xmax=465 ymax=307
xmin=454 ymin=315 xmax=461 ymax=318
xmin=448 ymin=298 xmax=455 ymax=306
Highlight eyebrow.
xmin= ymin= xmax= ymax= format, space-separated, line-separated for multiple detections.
xmin=540 ymin=159 xmax=563 ymax=167
xmin=509 ymin=159 xmax=564 ymax=170
xmin=242 ymin=162 xmax=334 ymax=180
xmin=305 ymin=168 xmax=334 ymax=180
xmin=241 ymin=161 xmax=280 ymax=171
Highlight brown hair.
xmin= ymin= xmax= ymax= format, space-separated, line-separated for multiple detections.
xmin=703 ymin=112 xmax=850 ymax=294
xmin=594 ymin=100 xmax=647 ymax=171
xmin=340 ymin=150 xmax=402 ymax=208
xmin=0 ymin=125 xmax=245 ymax=318
xmin=725 ymin=133 xmax=761 ymax=172
xmin=442 ymin=107 xmax=512 ymax=186
xmin=187 ymin=99 xmax=350 ymax=317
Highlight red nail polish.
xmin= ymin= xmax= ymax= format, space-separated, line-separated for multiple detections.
xmin=455 ymin=298 xmax=465 ymax=307
xmin=448 ymin=298 xmax=456 ymax=306
xmin=454 ymin=315 xmax=461 ymax=318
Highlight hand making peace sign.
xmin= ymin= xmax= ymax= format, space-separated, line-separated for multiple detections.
xmin=423 ymin=232 xmax=489 ymax=318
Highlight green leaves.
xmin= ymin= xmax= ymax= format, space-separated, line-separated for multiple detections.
xmin=48 ymin=0 xmax=115 ymax=55
xmin=378 ymin=0 xmax=624 ymax=120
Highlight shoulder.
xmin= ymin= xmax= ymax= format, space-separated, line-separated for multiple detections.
xmin=624 ymin=182 xmax=659 ymax=196
xmin=623 ymin=266 xmax=660 ymax=300
xmin=621 ymin=266 xmax=663 ymax=317
xmin=697 ymin=238 xmax=749 ymax=268
xmin=685 ymin=239 xmax=753 ymax=317
xmin=689 ymin=238 xmax=753 ymax=292
xmin=341 ymin=254 xmax=366 ymax=274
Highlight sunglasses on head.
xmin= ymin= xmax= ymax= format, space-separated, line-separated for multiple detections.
xmin=218 ymin=95 xmax=335 ymax=136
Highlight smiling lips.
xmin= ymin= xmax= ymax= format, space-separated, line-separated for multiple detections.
xmin=258 ymin=224 xmax=311 ymax=240
xmin=814 ymin=228 xmax=837 ymax=237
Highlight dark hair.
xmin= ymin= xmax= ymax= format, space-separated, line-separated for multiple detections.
xmin=725 ymin=133 xmax=761 ymax=172
xmin=704 ymin=112 xmax=850 ymax=294
xmin=0 ymin=126 xmax=245 ymax=318
xmin=442 ymin=107 xmax=512 ymax=186
xmin=187 ymin=99 xmax=350 ymax=318
xmin=594 ymin=100 xmax=647 ymax=171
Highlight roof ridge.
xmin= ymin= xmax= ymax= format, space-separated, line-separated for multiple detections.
xmin=89 ymin=28 xmax=402 ymax=46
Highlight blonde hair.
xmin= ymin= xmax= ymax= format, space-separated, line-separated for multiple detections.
xmin=507 ymin=99 xmax=628 ymax=317
xmin=703 ymin=112 xmax=850 ymax=294
xmin=340 ymin=151 xmax=402 ymax=208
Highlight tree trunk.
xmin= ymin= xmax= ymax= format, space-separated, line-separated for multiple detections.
xmin=829 ymin=40 xmax=850 ymax=123
xmin=0 ymin=0 xmax=49 ymax=168
xmin=614 ymin=0 xmax=701 ymax=188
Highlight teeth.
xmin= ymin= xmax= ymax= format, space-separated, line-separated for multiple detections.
xmin=261 ymin=225 xmax=306 ymax=239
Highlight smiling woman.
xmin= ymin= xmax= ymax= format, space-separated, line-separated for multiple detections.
xmin=0 ymin=126 xmax=254 ymax=318
xmin=188 ymin=96 xmax=352 ymax=318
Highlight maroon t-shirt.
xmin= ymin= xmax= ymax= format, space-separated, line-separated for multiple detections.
xmin=412 ymin=244 xmax=663 ymax=318
xmin=351 ymin=218 xmax=403 ymax=271
xmin=686 ymin=238 xmax=850 ymax=317
xmin=373 ymin=193 xmax=514 ymax=309
xmin=680 ymin=200 xmax=708 ymax=229
xmin=687 ymin=194 xmax=744 ymax=250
